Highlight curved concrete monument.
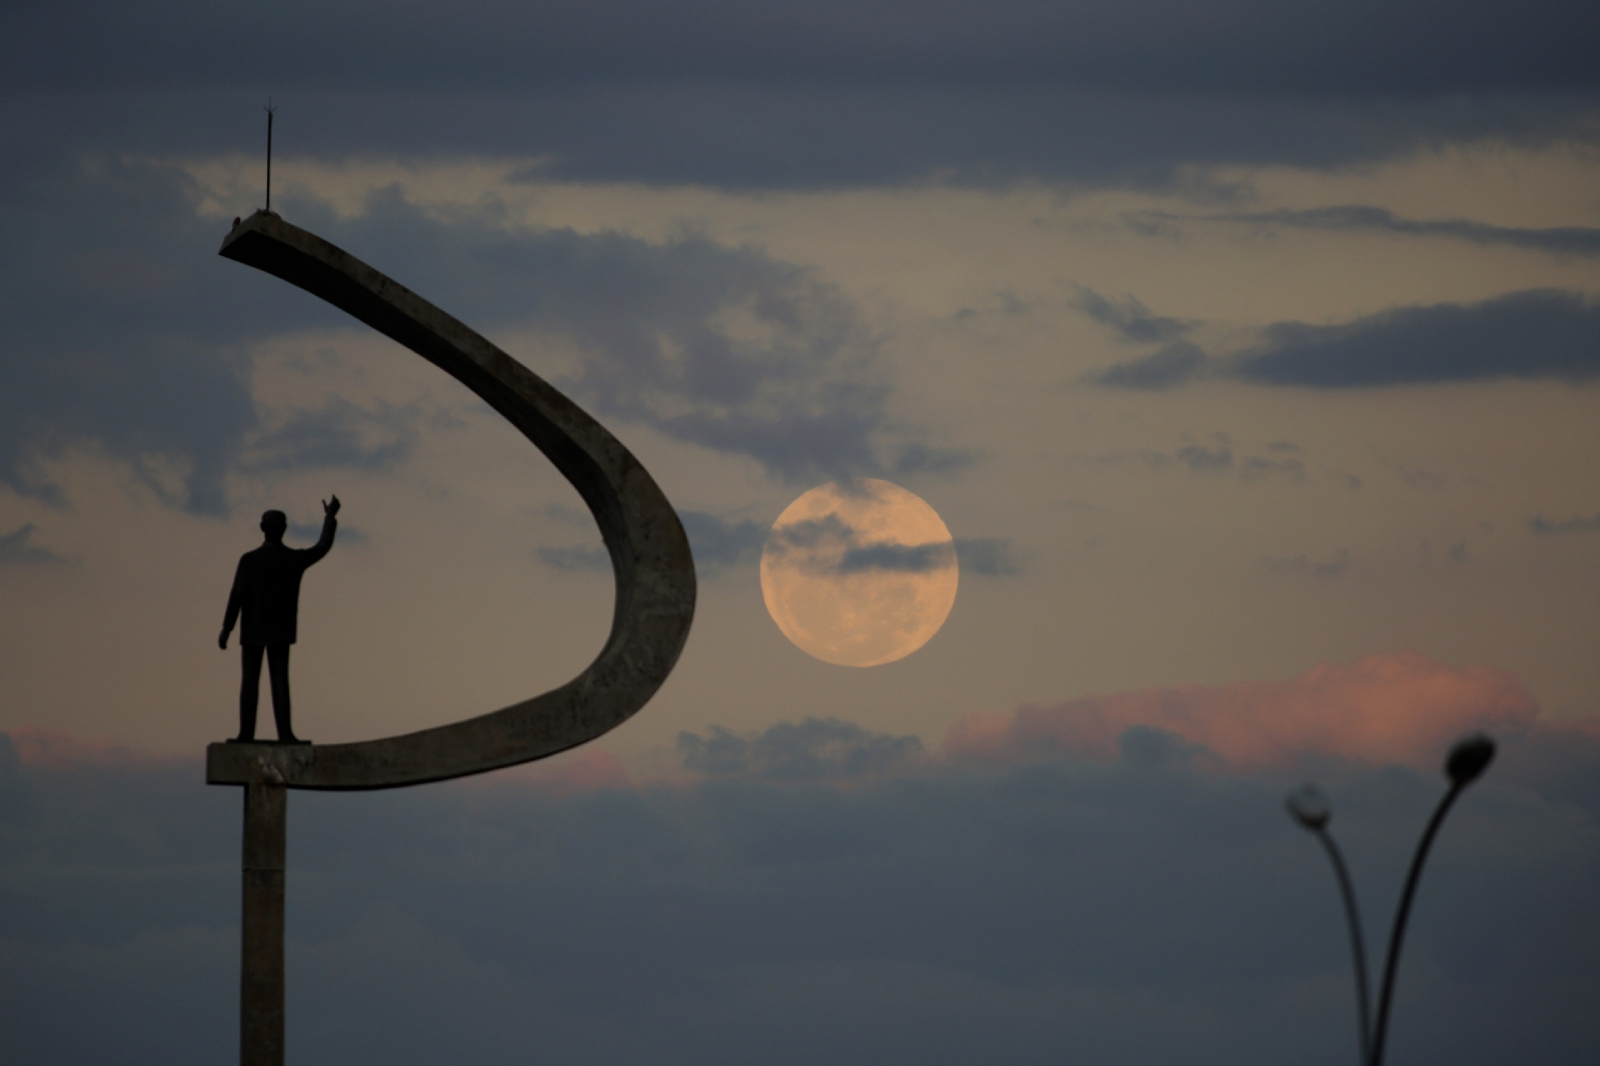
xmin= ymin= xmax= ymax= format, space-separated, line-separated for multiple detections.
xmin=212 ymin=210 xmax=696 ymax=1065
xmin=210 ymin=210 xmax=696 ymax=789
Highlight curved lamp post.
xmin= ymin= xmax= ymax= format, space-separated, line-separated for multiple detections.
xmin=1287 ymin=733 xmax=1496 ymax=1066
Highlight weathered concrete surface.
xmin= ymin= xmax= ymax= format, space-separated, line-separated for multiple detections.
xmin=209 ymin=211 xmax=696 ymax=790
xmin=241 ymin=761 xmax=286 ymax=1066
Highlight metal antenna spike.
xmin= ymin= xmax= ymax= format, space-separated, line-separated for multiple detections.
xmin=264 ymin=99 xmax=275 ymax=213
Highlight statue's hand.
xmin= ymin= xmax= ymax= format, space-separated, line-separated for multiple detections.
xmin=219 ymin=630 xmax=230 ymax=650
xmin=323 ymin=494 xmax=341 ymax=517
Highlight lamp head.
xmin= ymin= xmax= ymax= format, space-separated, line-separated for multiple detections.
xmin=1286 ymin=783 xmax=1331 ymax=831
xmin=1445 ymin=733 xmax=1496 ymax=787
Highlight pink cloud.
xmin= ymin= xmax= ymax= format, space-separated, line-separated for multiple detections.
xmin=944 ymin=652 xmax=1539 ymax=771
xmin=6 ymin=727 xmax=182 ymax=770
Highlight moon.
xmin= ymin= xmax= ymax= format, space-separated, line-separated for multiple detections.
xmin=761 ymin=479 xmax=958 ymax=667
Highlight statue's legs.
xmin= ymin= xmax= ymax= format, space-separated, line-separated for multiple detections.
xmin=238 ymin=645 xmax=264 ymax=741
xmin=241 ymin=773 xmax=286 ymax=1066
xmin=265 ymin=645 xmax=294 ymax=741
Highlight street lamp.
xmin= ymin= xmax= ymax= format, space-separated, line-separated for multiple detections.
xmin=1287 ymin=733 xmax=1496 ymax=1066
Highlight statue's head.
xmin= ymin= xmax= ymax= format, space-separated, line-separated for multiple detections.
xmin=260 ymin=510 xmax=288 ymax=542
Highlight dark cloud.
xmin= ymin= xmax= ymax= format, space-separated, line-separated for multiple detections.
xmin=1236 ymin=289 xmax=1600 ymax=387
xmin=677 ymin=717 xmax=925 ymax=781
xmin=678 ymin=511 xmax=768 ymax=576
xmin=1141 ymin=205 xmax=1600 ymax=257
xmin=4 ymin=1 xmax=1597 ymax=102
xmin=3 ymin=722 xmax=1597 ymax=1066
xmin=1092 ymin=289 xmax=1600 ymax=390
xmin=1 ymin=156 xmax=925 ymax=515
xmin=0 ymin=158 xmax=287 ymax=514
xmin=3 ymin=0 xmax=1598 ymax=194
xmin=740 ymin=511 xmax=1017 ymax=578
xmin=1072 ymin=287 xmax=1191 ymax=345
xmin=1530 ymin=512 xmax=1600 ymax=535
xmin=1091 ymin=342 xmax=1210 ymax=389
xmin=837 ymin=540 xmax=957 ymax=576
xmin=280 ymin=186 xmax=894 ymax=484
xmin=765 ymin=514 xmax=857 ymax=555
xmin=764 ymin=511 xmax=1015 ymax=581
xmin=1075 ymin=287 xmax=1210 ymax=390
xmin=954 ymin=537 xmax=1021 ymax=577
xmin=0 ymin=524 xmax=66 ymax=566
xmin=545 ymin=508 xmax=804 ymax=581
xmin=1261 ymin=550 xmax=1351 ymax=578
xmin=1068 ymin=284 xmax=1196 ymax=342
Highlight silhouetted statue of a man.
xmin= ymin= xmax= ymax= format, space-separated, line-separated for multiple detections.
xmin=220 ymin=497 xmax=340 ymax=743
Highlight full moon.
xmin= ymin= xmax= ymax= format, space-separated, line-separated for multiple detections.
xmin=760 ymin=479 xmax=959 ymax=667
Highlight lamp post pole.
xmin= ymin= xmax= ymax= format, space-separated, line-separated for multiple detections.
xmin=1287 ymin=733 xmax=1495 ymax=1066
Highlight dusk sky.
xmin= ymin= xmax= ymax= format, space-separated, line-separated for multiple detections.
xmin=3 ymin=3 xmax=1599 ymax=1063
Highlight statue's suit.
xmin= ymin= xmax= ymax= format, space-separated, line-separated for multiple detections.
xmin=224 ymin=514 xmax=336 ymax=645
xmin=224 ymin=513 xmax=337 ymax=740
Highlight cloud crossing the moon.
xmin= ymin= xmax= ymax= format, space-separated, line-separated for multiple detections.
xmin=761 ymin=479 xmax=958 ymax=667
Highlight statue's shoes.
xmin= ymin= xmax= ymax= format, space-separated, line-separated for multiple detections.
xmin=227 ymin=736 xmax=254 ymax=744
xmin=272 ymin=737 xmax=312 ymax=745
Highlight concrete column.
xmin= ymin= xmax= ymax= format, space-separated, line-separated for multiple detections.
xmin=241 ymin=770 xmax=286 ymax=1066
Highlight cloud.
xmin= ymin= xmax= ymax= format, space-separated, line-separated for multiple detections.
xmin=1236 ymin=289 xmax=1600 ymax=387
xmin=1092 ymin=289 xmax=1600 ymax=390
xmin=4 ymin=726 xmax=177 ymax=770
xmin=4 ymin=2 xmax=1599 ymax=193
xmin=1144 ymin=205 xmax=1600 ymax=257
xmin=954 ymin=537 xmax=1021 ymax=577
xmin=285 ymin=187 xmax=900 ymax=484
xmin=677 ymin=717 xmax=925 ymax=781
xmin=242 ymin=398 xmax=432 ymax=473
xmin=1105 ymin=434 xmax=1306 ymax=484
xmin=0 ymin=158 xmax=272 ymax=513
xmin=1091 ymin=342 xmax=1210 ymax=389
xmin=762 ymin=511 xmax=985 ymax=583
xmin=891 ymin=442 xmax=978 ymax=478
xmin=837 ymin=540 xmax=957 ymax=575
xmin=0 ymin=524 xmax=65 ymax=565
xmin=1073 ymin=287 xmax=1190 ymax=345
xmin=1075 ymin=287 xmax=1211 ymax=391
xmin=1177 ymin=439 xmax=1235 ymax=472
xmin=1530 ymin=512 xmax=1600 ymax=535
xmin=678 ymin=510 xmax=769 ymax=575
xmin=0 ymin=156 xmax=931 ymax=517
xmin=3 ymin=716 xmax=1597 ymax=1066
xmin=537 ymin=510 xmax=771 ymax=577
xmin=1235 ymin=288 xmax=1600 ymax=388
xmin=1395 ymin=465 xmax=1447 ymax=491
xmin=0 ymin=160 xmax=471 ymax=514
xmin=944 ymin=651 xmax=1539 ymax=772
xmin=6 ymin=0 xmax=1596 ymax=99
xmin=1261 ymin=549 xmax=1351 ymax=578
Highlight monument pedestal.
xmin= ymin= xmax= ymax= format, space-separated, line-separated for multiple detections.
xmin=240 ymin=757 xmax=287 ymax=1066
